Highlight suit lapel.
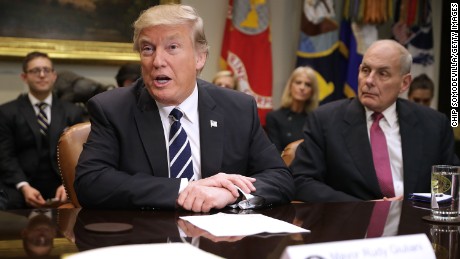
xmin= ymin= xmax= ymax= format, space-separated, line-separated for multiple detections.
xmin=197 ymin=82 xmax=224 ymax=178
xmin=133 ymin=86 xmax=169 ymax=177
xmin=342 ymin=99 xmax=381 ymax=196
xmin=18 ymin=95 xmax=42 ymax=150
xmin=397 ymin=100 xmax=422 ymax=196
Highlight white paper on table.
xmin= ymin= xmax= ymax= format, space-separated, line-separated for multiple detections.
xmin=179 ymin=212 xmax=309 ymax=237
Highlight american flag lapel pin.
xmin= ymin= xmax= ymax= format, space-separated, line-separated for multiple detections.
xmin=210 ymin=120 xmax=217 ymax=128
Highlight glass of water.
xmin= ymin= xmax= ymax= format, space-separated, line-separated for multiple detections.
xmin=431 ymin=165 xmax=460 ymax=221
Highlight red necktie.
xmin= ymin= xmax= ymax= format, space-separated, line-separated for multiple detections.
xmin=370 ymin=113 xmax=395 ymax=198
xmin=367 ymin=201 xmax=391 ymax=238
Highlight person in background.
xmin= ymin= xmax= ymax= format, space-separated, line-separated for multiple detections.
xmin=0 ymin=51 xmax=84 ymax=209
xmin=115 ymin=63 xmax=142 ymax=87
xmin=74 ymin=4 xmax=294 ymax=212
xmin=266 ymin=66 xmax=319 ymax=152
xmin=291 ymin=40 xmax=459 ymax=202
xmin=212 ymin=70 xmax=238 ymax=90
xmin=407 ymin=74 xmax=460 ymax=161
xmin=407 ymin=73 xmax=434 ymax=107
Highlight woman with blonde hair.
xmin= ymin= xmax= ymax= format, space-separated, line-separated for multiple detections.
xmin=212 ymin=70 xmax=238 ymax=90
xmin=266 ymin=66 xmax=319 ymax=152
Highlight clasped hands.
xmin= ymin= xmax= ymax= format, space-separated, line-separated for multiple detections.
xmin=177 ymin=173 xmax=256 ymax=213
xmin=21 ymin=184 xmax=68 ymax=208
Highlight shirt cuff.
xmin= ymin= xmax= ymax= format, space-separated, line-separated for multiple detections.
xmin=178 ymin=178 xmax=189 ymax=194
xmin=16 ymin=181 xmax=30 ymax=190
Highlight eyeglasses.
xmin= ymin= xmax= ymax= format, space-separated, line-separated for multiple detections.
xmin=26 ymin=67 xmax=54 ymax=76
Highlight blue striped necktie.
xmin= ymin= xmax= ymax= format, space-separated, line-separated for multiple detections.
xmin=36 ymin=102 xmax=49 ymax=136
xmin=168 ymin=108 xmax=194 ymax=180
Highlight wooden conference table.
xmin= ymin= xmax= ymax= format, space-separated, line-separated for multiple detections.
xmin=0 ymin=201 xmax=458 ymax=258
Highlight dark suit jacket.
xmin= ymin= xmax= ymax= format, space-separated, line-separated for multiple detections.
xmin=75 ymin=79 xmax=294 ymax=209
xmin=291 ymin=98 xmax=459 ymax=202
xmin=0 ymin=94 xmax=83 ymax=198
xmin=265 ymin=108 xmax=307 ymax=152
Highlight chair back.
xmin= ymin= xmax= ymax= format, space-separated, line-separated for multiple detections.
xmin=57 ymin=122 xmax=91 ymax=208
xmin=281 ymin=139 xmax=304 ymax=167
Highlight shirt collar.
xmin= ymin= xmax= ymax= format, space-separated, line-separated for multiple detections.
xmin=28 ymin=93 xmax=52 ymax=107
xmin=156 ymin=83 xmax=198 ymax=124
xmin=365 ymin=102 xmax=398 ymax=127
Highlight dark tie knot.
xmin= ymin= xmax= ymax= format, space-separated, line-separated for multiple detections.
xmin=372 ymin=112 xmax=384 ymax=122
xmin=37 ymin=102 xmax=47 ymax=110
xmin=170 ymin=108 xmax=183 ymax=121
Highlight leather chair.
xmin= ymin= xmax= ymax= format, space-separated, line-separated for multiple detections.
xmin=281 ymin=139 xmax=305 ymax=204
xmin=57 ymin=122 xmax=91 ymax=208
xmin=281 ymin=139 xmax=304 ymax=167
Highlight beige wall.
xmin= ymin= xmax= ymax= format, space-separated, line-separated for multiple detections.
xmin=0 ymin=0 xmax=442 ymax=109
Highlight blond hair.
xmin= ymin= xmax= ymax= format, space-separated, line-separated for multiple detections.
xmin=132 ymin=4 xmax=209 ymax=57
xmin=280 ymin=66 xmax=319 ymax=113
xmin=212 ymin=70 xmax=238 ymax=90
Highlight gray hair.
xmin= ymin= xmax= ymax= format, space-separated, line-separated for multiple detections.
xmin=368 ymin=39 xmax=412 ymax=75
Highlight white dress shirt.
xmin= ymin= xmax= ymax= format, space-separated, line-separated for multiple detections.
xmin=156 ymin=84 xmax=201 ymax=192
xmin=29 ymin=93 xmax=53 ymax=123
xmin=365 ymin=102 xmax=404 ymax=197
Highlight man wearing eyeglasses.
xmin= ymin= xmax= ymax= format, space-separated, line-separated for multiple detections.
xmin=0 ymin=51 xmax=84 ymax=209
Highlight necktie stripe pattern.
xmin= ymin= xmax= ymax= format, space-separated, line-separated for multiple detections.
xmin=37 ymin=102 xmax=49 ymax=136
xmin=169 ymin=128 xmax=193 ymax=174
xmin=169 ymin=108 xmax=194 ymax=180
xmin=370 ymin=113 xmax=395 ymax=197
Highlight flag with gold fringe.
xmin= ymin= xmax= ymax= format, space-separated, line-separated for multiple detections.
xmin=219 ymin=0 xmax=273 ymax=125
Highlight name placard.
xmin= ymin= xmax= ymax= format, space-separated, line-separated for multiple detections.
xmin=281 ymin=234 xmax=435 ymax=259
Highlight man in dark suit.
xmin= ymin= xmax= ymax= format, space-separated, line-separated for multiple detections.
xmin=74 ymin=4 xmax=294 ymax=212
xmin=0 ymin=51 xmax=84 ymax=209
xmin=292 ymin=39 xmax=459 ymax=202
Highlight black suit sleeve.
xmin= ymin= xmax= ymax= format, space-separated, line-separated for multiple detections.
xmin=291 ymin=110 xmax=361 ymax=202
xmin=265 ymin=111 xmax=283 ymax=152
xmin=0 ymin=108 xmax=29 ymax=185
xmin=243 ymin=100 xmax=295 ymax=206
xmin=75 ymin=93 xmax=181 ymax=209
xmin=75 ymin=82 xmax=295 ymax=209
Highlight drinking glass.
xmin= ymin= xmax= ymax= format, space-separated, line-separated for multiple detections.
xmin=431 ymin=165 xmax=460 ymax=221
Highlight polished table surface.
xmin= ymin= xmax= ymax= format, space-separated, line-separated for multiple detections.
xmin=0 ymin=201 xmax=458 ymax=259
